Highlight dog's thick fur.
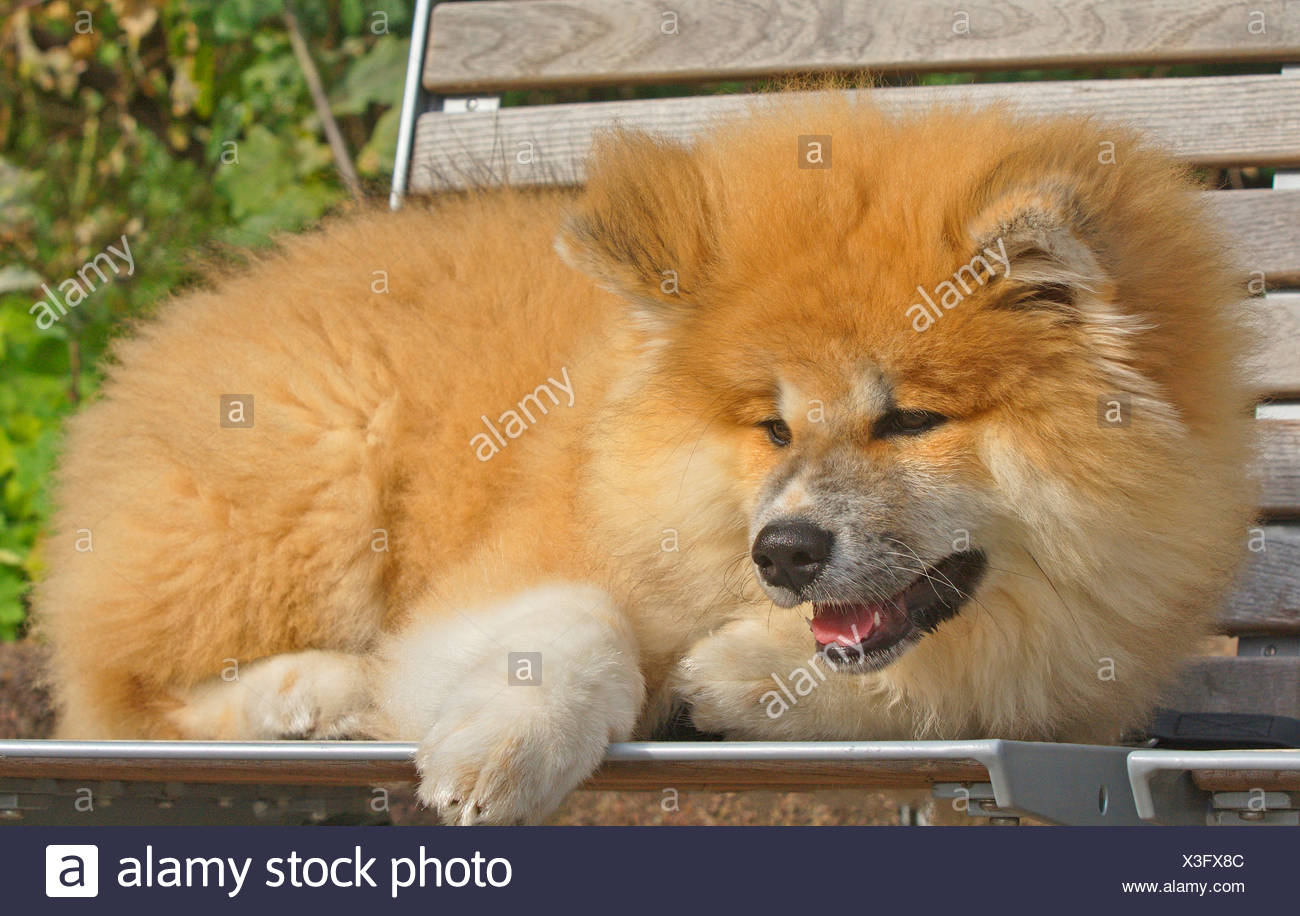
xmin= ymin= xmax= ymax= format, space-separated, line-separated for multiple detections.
xmin=36 ymin=94 xmax=1256 ymax=823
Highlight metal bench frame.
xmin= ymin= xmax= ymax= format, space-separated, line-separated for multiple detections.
xmin=4 ymin=737 xmax=1299 ymax=826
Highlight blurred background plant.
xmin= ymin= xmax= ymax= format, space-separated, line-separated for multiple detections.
xmin=0 ymin=0 xmax=409 ymax=638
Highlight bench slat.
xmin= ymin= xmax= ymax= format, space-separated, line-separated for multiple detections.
xmin=1193 ymin=769 xmax=1300 ymax=791
xmin=411 ymin=88 xmax=1300 ymax=284
xmin=1255 ymin=293 xmax=1300 ymax=396
xmin=0 ymin=749 xmax=1286 ymax=804
xmin=0 ymin=754 xmax=413 ymax=786
xmin=412 ymin=75 xmax=1300 ymax=191
xmin=425 ymin=0 xmax=1300 ymax=92
xmin=1220 ymin=524 xmax=1300 ymax=635
xmin=1260 ymin=420 xmax=1300 ymax=516
xmin=1211 ymin=191 xmax=1300 ymax=286
xmin=0 ymin=751 xmax=989 ymax=792
xmin=1163 ymin=656 xmax=1300 ymax=719
xmin=591 ymin=757 xmax=988 ymax=790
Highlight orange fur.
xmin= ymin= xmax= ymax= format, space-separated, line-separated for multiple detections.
xmin=37 ymin=92 xmax=1255 ymax=758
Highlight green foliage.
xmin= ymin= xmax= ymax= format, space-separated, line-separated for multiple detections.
xmin=0 ymin=0 xmax=409 ymax=638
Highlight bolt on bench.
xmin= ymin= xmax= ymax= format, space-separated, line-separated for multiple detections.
xmin=3 ymin=0 xmax=1299 ymax=826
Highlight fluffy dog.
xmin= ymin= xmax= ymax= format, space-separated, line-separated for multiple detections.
xmin=36 ymin=93 xmax=1256 ymax=823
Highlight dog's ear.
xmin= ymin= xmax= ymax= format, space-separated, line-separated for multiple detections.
xmin=557 ymin=130 xmax=717 ymax=316
xmin=964 ymin=178 xmax=1109 ymax=317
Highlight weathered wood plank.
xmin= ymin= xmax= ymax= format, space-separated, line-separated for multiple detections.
xmin=1161 ymin=656 xmax=1300 ymax=718
xmin=2 ymin=745 xmax=1296 ymax=794
xmin=1259 ymin=420 xmax=1300 ymax=516
xmin=587 ymin=756 xmax=988 ymax=790
xmin=0 ymin=754 xmax=414 ymax=786
xmin=425 ymin=0 xmax=1300 ymax=92
xmin=412 ymin=75 xmax=1300 ymax=192
xmin=1218 ymin=524 xmax=1300 ymax=634
xmin=1253 ymin=293 xmax=1300 ymax=396
xmin=1194 ymin=769 xmax=1300 ymax=790
xmin=410 ymin=83 xmax=1300 ymax=281
xmin=0 ymin=751 xmax=989 ymax=791
xmin=1209 ymin=191 xmax=1300 ymax=287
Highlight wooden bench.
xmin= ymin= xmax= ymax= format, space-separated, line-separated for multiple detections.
xmin=2 ymin=0 xmax=1298 ymax=826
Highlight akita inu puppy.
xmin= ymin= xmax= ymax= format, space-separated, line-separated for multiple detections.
xmin=36 ymin=93 xmax=1256 ymax=823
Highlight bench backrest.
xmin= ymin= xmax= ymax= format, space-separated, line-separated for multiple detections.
xmin=397 ymin=0 xmax=1300 ymax=718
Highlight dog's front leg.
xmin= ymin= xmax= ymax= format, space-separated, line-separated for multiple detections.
xmin=369 ymin=583 xmax=644 ymax=824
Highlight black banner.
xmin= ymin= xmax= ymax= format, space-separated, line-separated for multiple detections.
xmin=10 ymin=825 xmax=1287 ymax=913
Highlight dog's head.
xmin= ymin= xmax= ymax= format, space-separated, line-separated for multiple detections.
xmin=559 ymin=94 xmax=1254 ymax=675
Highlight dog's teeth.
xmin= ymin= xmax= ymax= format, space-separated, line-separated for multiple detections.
xmin=873 ymin=610 xmax=882 ymax=627
xmin=805 ymin=617 xmax=813 ymax=630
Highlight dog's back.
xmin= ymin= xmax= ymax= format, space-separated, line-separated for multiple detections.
xmin=35 ymin=189 xmax=607 ymax=737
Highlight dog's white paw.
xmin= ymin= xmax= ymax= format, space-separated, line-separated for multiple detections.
xmin=244 ymin=651 xmax=370 ymax=739
xmin=674 ymin=617 xmax=829 ymax=738
xmin=377 ymin=584 xmax=645 ymax=825
xmin=170 ymin=650 xmax=370 ymax=740
xmin=414 ymin=699 xmax=614 ymax=825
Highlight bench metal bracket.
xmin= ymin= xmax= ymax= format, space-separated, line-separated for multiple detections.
xmin=1237 ymin=636 xmax=1300 ymax=658
xmin=441 ymin=96 xmax=501 ymax=114
xmin=1211 ymin=791 xmax=1297 ymax=825
xmin=605 ymin=739 xmax=1144 ymax=825
xmin=390 ymin=0 xmax=506 ymax=209
xmin=390 ymin=0 xmax=436 ymax=209
xmin=953 ymin=740 xmax=1141 ymax=825
xmin=1128 ymin=749 xmax=1300 ymax=825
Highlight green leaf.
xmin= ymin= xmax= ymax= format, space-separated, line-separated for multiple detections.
xmin=0 ymin=430 xmax=14 ymax=476
xmin=331 ymin=35 xmax=406 ymax=116
xmin=193 ymin=43 xmax=217 ymax=119
xmin=214 ymin=125 xmax=297 ymax=220
xmin=213 ymin=0 xmax=277 ymax=42
xmin=0 ymin=567 xmax=27 ymax=640
xmin=340 ymin=0 xmax=365 ymax=35
xmin=357 ymin=103 xmax=400 ymax=177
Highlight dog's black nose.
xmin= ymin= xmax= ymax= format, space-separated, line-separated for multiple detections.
xmin=751 ymin=520 xmax=833 ymax=593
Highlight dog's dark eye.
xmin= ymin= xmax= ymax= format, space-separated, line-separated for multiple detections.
xmin=874 ymin=409 xmax=947 ymax=438
xmin=760 ymin=418 xmax=792 ymax=447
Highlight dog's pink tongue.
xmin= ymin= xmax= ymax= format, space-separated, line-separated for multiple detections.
xmin=810 ymin=602 xmax=880 ymax=646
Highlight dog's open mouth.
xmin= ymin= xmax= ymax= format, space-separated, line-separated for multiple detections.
xmin=809 ymin=549 xmax=988 ymax=671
